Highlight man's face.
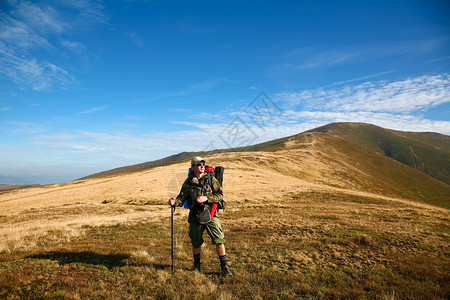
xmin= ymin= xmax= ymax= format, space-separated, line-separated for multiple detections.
xmin=192 ymin=162 xmax=205 ymax=173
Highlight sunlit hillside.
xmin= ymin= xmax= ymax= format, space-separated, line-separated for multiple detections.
xmin=0 ymin=125 xmax=449 ymax=298
xmin=308 ymin=122 xmax=450 ymax=185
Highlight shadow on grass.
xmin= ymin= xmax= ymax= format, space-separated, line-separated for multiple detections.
xmin=28 ymin=251 xmax=175 ymax=271
xmin=28 ymin=251 xmax=130 ymax=269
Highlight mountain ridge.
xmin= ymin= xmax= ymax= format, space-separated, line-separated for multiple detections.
xmin=72 ymin=122 xmax=450 ymax=209
xmin=81 ymin=122 xmax=450 ymax=186
xmin=307 ymin=122 xmax=450 ymax=184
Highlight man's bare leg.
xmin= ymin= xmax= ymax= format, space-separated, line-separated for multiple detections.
xmin=216 ymin=243 xmax=226 ymax=256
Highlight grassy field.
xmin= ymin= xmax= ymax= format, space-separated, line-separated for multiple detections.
xmin=1 ymin=135 xmax=449 ymax=299
xmin=1 ymin=191 xmax=448 ymax=299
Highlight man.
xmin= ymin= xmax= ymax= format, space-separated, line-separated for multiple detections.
xmin=169 ymin=156 xmax=233 ymax=277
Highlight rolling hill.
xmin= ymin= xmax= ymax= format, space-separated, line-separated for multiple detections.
xmin=307 ymin=122 xmax=450 ymax=184
xmin=82 ymin=122 xmax=450 ymax=184
xmin=80 ymin=122 xmax=450 ymax=208
xmin=1 ymin=123 xmax=449 ymax=298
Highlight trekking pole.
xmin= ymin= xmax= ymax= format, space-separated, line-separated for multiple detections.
xmin=171 ymin=204 xmax=174 ymax=273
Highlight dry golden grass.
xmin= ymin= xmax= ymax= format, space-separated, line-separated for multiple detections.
xmin=0 ymin=135 xmax=448 ymax=298
xmin=0 ymin=141 xmax=446 ymax=252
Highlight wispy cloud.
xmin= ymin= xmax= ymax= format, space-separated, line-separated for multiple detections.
xmin=4 ymin=121 xmax=39 ymax=130
xmin=273 ymin=73 xmax=450 ymax=135
xmin=299 ymin=50 xmax=360 ymax=69
xmin=0 ymin=45 xmax=76 ymax=91
xmin=23 ymin=128 xmax=215 ymax=166
xmin=60 ymin=40 xmax=85 ymax=52
xmin=167 ymin=79 xmax=227 ymax=97
xmin=427 ymin=55 xmax=450 ymax=63
xmin=11 ymin=1 xmax=67 ymax=34
xmin=330 ymin=70 xmax=398 ymax=86
xmin=0 ymin=0 xmax=107 ymax=91
xmin=130 ymin=79 xmax=227 ymax=105
xmin=277 ymin=74 xmax=450 ymax=113
xmin=125 ymin=31 xmax=144 ymax=48
xmin=277 ymin=37 xmax=448 ymax=72
xmin=76 ymin=105 xmax=109 ymax=115
xmin=67 ymin=74 xmax=450 ymax=162
xmin=58 ymin=0 xmax=109 ymax=25
xmin=3 ymin=73 xmax=449 ymax=182
xmin=3 ymin=120 xmax=47 ymax=134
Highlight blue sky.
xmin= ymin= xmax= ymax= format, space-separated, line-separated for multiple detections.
xmin=1 ymin=0 xmax=449 ymax=183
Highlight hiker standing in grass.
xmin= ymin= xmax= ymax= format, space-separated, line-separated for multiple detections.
xmin=169 ymin=156 xmax=233 ymax=277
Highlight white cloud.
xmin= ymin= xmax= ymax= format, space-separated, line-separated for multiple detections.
xmin=277 ymin=37 xmax=448 ymax=72
xmin=125 ymin=31 xmax=144 ymax=48
xmin=272 ymin=73 xmax=450 ymax=135
xmin=11 ymin=1 xmax=67 ymax=34
xmin=167 ymin=79 xmax=227 ymax=97
xmin=9 ymin=128 xmax=216 ymax=176
xmin=59 ymin=0 xmax=108 ymax=25
xmin=4 ymin=121 xmax=47 ymax=133
xmin=130 ymin=79 xmax=228 ymax=105
xmin=60 ymin=40 xmax=85 ymax=52
xmin=277 ymin=110 xmax=450 ymax=134
xmin=171 ymin=74 xmax=450 ymax=148
xmin=299 ymin=50 xmax=360 ymax=69
xmin=0 ymin=43 xmax=76 ymax=91
xmin=276 ymin=74 xmax=450 ymax=113
xmin=427 ymin=56 xmax=450 ymax=63
xmin=0 ymin=19 xmax=49 ymax=49
xmin=3 ymin=73 xmax=449 ymax=182
xmin=77 ymin=105 xmax=109 ymax=115
xmin=0 ymin=0 xmax=107 ymax=91
xmin=330 ymin=70 xmax=398 ymax=86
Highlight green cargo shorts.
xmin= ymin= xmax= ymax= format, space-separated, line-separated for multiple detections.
xmin=189 ymin=216 xmax=226 ymax=248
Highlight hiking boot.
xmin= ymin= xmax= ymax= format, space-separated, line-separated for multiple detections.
xmin=221 ymin=265 xmax=233 ymax=277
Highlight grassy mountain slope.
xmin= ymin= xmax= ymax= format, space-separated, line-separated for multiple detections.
xmin=308 ymin=122 xmax=450 ymax=184
xmin=82 ymin=123 xmax=450 ymax=188
xmin=1 ymin=141 xmax=449 ymax=298
xmin=78 ymin=123 xmax=449 ymax=209
xmin=1 ymin=124 xmax=448 ymax=298
xmin=290 ymin=132 xmax=450 ymax=208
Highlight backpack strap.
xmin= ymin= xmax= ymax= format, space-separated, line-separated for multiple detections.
xmin=208 ymin=174 xmax=213 ymax=189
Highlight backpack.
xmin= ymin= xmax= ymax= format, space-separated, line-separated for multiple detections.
xmin=184 ymin=166 xmax=226 ymax=223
